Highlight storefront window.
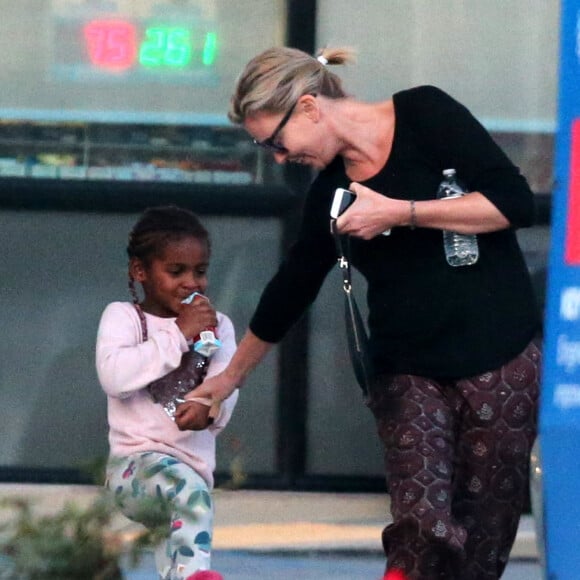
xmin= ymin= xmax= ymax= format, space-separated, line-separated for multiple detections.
xmin=317 ymin=0 xmax=559 ymax=194
xmin=308 ymin=0 xmax=558 ymax=477
xmin=0 ymin=0 xmax=286 ymax=185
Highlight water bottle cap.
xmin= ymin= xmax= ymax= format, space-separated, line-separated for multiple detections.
xmin=443 ymin=168 xmax=456 ymax=177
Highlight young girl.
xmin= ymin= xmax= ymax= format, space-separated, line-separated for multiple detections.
xmin=96 ymin=205 xmax=238 ymax=580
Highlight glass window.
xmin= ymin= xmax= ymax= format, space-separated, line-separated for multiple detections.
xmin=0 ymin=211 xmax=281 ymax=476
xmin=308 ymin=0 xmax=558 ymax=477
xmin=0 ymin=1 xmax=286 ymax=185
xmin=1 ymin=0 xmax=286 ymax=123
xmin=317 ymin=0 xmax=559 ymax=194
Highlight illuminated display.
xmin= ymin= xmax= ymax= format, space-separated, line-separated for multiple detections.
xmin=81 ymin=20 xmax=217 ymax=72
xmin=139 ymin=27 xmax=193 ymax=67
xmin=50 ymin=2 xmax=220 ymax=84
xmin=84 ymin=20 xmax=138 ymax=71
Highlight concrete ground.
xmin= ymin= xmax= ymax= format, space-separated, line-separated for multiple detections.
xmin=0 ymin=485 xmax=542 ymax=578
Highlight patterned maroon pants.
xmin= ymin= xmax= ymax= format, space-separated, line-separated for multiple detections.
xmin=366 ymin=340 xmax=541 ymax=579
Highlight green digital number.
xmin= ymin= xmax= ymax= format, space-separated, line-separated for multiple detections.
xmin=139 ymin=27 xmax=192 ymax=68
xmin=202 ymin=32 xmax=218 ymax=66
xmin=139 ymin=28 xmax=165 ymax=66
xmin=165 ymin=28 xmax=192 ymax=66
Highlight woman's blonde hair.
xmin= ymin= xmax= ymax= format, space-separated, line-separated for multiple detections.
xmin=228 ymin=46 xmax=356 ymax=124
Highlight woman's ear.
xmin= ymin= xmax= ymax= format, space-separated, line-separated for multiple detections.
xmin=300 ymin=94 xmax=319 ymax=122
xmin=129 ymin=258 xmax=146 ymax=282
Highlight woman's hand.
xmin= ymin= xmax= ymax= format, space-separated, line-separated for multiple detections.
xmin=189 ymin=371 xmax=239 ymax=405
xmin=186 ymin=329 xmax=273 ymax=408
xmin=335 ymin=183 xmax=408 ymax=239
xmin=174 ymin=400 xmax=212 ymax=431
xmin=175 ymin=298 xmax=217 ymax=341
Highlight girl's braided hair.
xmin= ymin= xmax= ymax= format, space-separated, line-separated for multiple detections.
xmin=127 ymin=205 xmax=210 ymax=303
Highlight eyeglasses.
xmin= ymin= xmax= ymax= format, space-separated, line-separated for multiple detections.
xmin=253 ymin=101 xmax=298 ymax=154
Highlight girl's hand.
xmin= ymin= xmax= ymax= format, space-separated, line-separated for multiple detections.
xmin=335 ymin=182 xmax=409 ymax=239
xmin=175 ymin=298 xmax=218 ymax=341
xmin=174 ymin=400 xmax=212 ymax=431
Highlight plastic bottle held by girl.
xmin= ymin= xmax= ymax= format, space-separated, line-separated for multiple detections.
xmin=436 ymin=168 xmax=479 ymax=267
xmin=182 ymin=292 xmax=222 ymax=356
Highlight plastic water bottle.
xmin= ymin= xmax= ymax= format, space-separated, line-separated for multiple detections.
xmin=436 ymin=168 xmax=479 ymax=267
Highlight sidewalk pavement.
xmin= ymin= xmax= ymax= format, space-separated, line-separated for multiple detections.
xmin=0 ymin=485 xmax=539 ymax=560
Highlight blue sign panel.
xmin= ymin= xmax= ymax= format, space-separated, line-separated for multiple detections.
xmin=540 ymin=0 xmax=580 ymax=576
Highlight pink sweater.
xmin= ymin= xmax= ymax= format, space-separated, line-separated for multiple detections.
xmin=96 ymin=301 xmax=238 ymax=488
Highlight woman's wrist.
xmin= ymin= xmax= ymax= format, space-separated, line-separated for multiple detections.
xmin=224 ymin=329 xmax=273 ymax=389
xmin=223 ymin=364 xmax=246 ymax=388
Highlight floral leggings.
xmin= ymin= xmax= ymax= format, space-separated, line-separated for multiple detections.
xmin=106 ymin=452 xmax=214 ymax=580
xmin=367 ymin=340 xmax=541 ymax=579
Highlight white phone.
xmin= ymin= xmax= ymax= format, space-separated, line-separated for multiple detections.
xmin=330 ymin=187 xmax=356 ymax=218
xmin=330 ymin=187 xmax=391 ymax=235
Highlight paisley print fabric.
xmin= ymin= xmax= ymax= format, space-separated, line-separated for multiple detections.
xmin=367 ymin=340 xmax=541 ymax=579
xmin=106 ymin=452 xmax=214 ymax=580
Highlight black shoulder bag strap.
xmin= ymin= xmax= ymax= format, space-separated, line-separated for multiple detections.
xmin=330 ymin=219 xmax=374 ymax=397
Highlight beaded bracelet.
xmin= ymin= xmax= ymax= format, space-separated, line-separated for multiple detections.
xmin=409 ymin=200 xmax=417 ymax=229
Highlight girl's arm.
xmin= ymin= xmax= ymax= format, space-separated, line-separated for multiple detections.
xmin=177 ymin=313 xmax=241 ymax=431
xmin=96 ymin=302 xmax=188 ymax=398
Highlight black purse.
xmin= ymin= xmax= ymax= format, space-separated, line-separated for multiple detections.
xmin=330 ymin=220 xmax=374 ymax=396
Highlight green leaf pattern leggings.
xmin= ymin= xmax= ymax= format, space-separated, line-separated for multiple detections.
xmin=106 ymin=451 xmax=213 ymax=580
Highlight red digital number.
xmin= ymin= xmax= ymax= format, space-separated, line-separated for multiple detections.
xmin=83 ymin=20 xmax=137 ymax=71
xmin=565 ymin=119 xmax=580 ymax=265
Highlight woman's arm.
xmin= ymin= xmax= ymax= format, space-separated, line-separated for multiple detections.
xmin=187 ymin=329 xmax=273 ymax=402
xmin=338 ymin=86 xmax=535 ymax=239
xmin=337 ymin=184 xmax=509 ymax=239
xmin=407 ymin=86 xmax=535 ymax=227
xmin=183 ymin=170 xmax=337 ymax=407
xmin=407 ymin=191 xmax=510 ymax=233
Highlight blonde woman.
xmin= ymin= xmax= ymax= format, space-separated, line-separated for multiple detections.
xmin=192 ymin=47 xmax=542 ymax=580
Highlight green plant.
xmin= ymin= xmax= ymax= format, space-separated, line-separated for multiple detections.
xmin=0 ymin=492 xmax=166 ymax=580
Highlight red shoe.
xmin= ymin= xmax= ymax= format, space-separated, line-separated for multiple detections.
xmin=383 ymin=570 xmax=408 ymax=580
xmin=186 ymin=572 xmax=224 ymax=580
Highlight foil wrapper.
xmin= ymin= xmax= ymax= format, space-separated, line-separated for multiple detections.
xmin=148 ymin=350 xmax=208 ymax=418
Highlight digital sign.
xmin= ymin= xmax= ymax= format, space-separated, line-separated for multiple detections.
xmin=82 ymin=20 xmax=217 ymax=71
xmin=50 ymin=1 xmax=219 ymax=84
xmin=540 ymin=0 xmax=580 ymax=576
xmin=564 ymin=120 xmax=580 ymax=264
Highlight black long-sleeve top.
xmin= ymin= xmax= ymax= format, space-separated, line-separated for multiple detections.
xmin=250 ymin=85 xmax=540 ymax=379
